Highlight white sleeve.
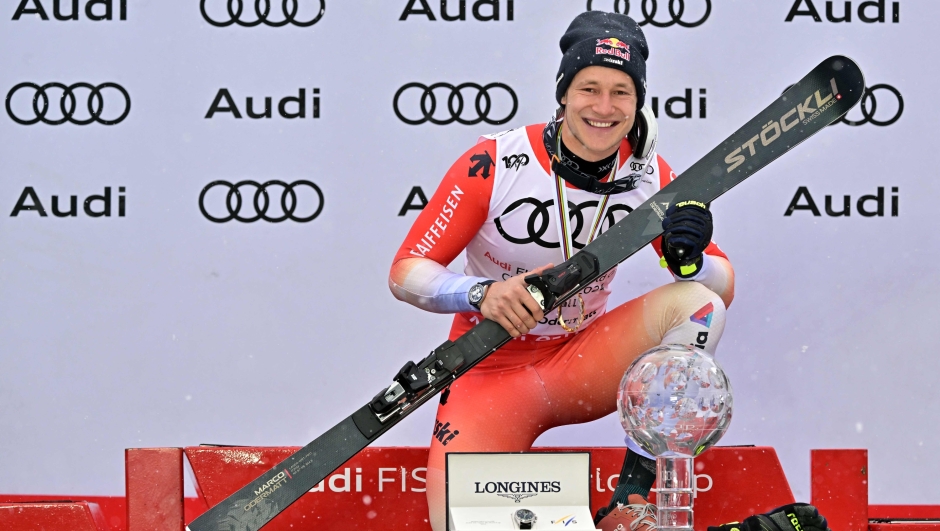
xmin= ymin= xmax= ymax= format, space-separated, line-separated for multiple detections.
xmin=671 ymin=254 xmax=732 ymax=296
xmin=388 ymin=258 xmax=490 ymax=314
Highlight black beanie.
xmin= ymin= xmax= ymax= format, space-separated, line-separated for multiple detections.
xmin=555 ymin=11 xmax=649 ymax=110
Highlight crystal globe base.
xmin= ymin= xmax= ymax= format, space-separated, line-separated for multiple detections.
xmin=656 ymin=456 xmax=694 ymax=531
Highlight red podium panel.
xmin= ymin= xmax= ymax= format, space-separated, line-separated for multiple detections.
xmin=186 ymin=446 xmax=431 ymax=530
xmin=185 ymin=445 xmax=794 ymax=530
xmin=125 ymin=448 xmax=184 ymax=531
xmin=692 ymin=446 xmax=795 ymax=523
xmin=812 ymin=449 xmax=868 ymax=531
xmin=0 ymin=501 xmax=110 ymax=531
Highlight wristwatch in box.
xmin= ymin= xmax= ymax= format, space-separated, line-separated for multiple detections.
xmin=512 ymin=508 xmax=537 ymax=529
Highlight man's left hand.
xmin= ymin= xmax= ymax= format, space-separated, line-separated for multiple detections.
xmin=661 ymin=200 xmax=713 ymax=278
xmin=707 ymin=503 xmax=831 ymax=531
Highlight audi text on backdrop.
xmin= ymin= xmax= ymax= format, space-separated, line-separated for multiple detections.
xmin=205 ymin=88 xmax=321 ymax=120
xmin=399 ymin=0 xmax=514 ymax=21
xmin=10 ymin=187 xmax=126 ymax=218
xmin=12 ymin=0 xmax=127 ymax=20
xmin=784 ymin=0 xmax=899 ymax=23
xmin=785 ymin=186 xmax=899 ymax=217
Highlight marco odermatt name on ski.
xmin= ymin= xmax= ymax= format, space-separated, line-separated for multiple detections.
xmin=244 ymin=470 xmax=291 ymax=511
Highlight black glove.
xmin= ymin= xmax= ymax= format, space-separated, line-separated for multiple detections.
xmin=707 ymin=503 xmax=831 ymax=531
xmin=661 ymin=200 xmax=713 ymax=278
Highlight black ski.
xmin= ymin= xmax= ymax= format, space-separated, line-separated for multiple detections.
xmin=187 ymin=55 xmax=864 ymax=531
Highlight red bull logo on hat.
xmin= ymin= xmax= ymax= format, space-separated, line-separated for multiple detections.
xmin=595 ymin=38 xmax=631 ymax=61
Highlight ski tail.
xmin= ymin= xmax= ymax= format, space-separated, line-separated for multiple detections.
xmin=186 ymin=56 xmax=864 ymax=531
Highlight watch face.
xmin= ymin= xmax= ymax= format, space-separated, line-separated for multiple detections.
xmin=468 ymin=284 xmax=484 ymax=304
xmin=515 ymin=509 xmax=536 ymax=522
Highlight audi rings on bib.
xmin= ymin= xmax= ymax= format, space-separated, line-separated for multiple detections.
xmin=837 ymin=84 xmax=903 ymax=126
xmin=5 ymin=82 xmax=131 ymax=125
xmin=199 ymin=180 xmax=324 ymax=223
xmin=586 ymin=0 xmax=711 ymax=28
xmin=200 ymin=0 xmax=325 ymax=27
xmin=494 ymin=198 xmax=633 ymax=249
xmin=393 ymin=83 xmax=518 ymax=126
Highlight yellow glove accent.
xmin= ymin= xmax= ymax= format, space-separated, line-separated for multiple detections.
xmin=660 ymin=256 xmax=668 ymax=268
xmin=679 ymin=263 xmax=699 ymax=276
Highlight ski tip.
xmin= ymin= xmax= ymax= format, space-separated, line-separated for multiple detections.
xmin=824 ymin=55 xmax=865 ymax=85
xmin=807 ymin=54 xmax=866 ymax=112
xmin=825 ymin=55 xmax=863 ymax=79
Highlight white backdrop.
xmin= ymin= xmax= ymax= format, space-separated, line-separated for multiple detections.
xmin=2 ymin=0 xmax=937 ymax=505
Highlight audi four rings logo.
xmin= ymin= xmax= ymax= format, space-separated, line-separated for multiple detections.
xmin=5 ymin=82 xmax=130 ymax=125
xmin=838 ymin=84 xmax=903 ymax=126
xmin=586 ymin=0 xmax=711 ymax=27
xmin=494 ymin=198 xmax=633 ymax=249
xmin=393 ymin=82 xmax=518 ymax=126
xmin=199 ymin=180 xmax=324 ymax=223
xmin=200 ymin=0 xmax=325 ymax=27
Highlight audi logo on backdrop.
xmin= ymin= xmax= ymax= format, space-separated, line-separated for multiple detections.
xmin=5 ymin=82 xmax=131 ymax=125
xmin=494 ymin=198 xmax=633 ymax=249
xmin=393 ymin=82 xmax=518 ymax=126
xmin=199 ymin=180 xmax=324 ymax=223
xmin=12 ymin=0 xmax=127 ymax=21
xmin=586 ymin=0 xmax=711 ymax=28
xmin=782 ymin=82 xmax=902 ymax=126
xmin=200 ymin=0 xmax=325 ymax=27
xmin=838 ymin=84 xmax=903 ymax=126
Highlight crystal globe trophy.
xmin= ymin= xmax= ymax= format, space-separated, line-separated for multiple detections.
xmin=617 ymin=344 xmax=733 ymax=531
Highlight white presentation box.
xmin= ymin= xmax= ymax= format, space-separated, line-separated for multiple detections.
xmin=446 ymin=452 xmax=598 ymax=530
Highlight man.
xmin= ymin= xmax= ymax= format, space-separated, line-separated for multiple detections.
xmin=389 ymin=11 xmax=734 ymax=531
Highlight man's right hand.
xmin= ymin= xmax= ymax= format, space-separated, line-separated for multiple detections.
xmin=480 ymin=263 xmax=553 ymax=338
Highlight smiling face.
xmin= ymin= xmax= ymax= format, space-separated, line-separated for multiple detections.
xmin=560 ymin=66 xmax=638 ymax=162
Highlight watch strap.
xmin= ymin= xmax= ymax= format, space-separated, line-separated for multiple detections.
xmin=469 ymin=280 xmax=496 ymax=309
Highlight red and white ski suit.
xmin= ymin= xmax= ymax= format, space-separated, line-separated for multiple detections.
xmin=389 ymin=124 xmax=734 ymax=531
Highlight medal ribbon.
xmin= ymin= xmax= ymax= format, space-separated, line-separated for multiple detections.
xmin=551 ymin=134 xmax=615 ymax=261
xmin=549 ymin=133 xmax=617 ymax=332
